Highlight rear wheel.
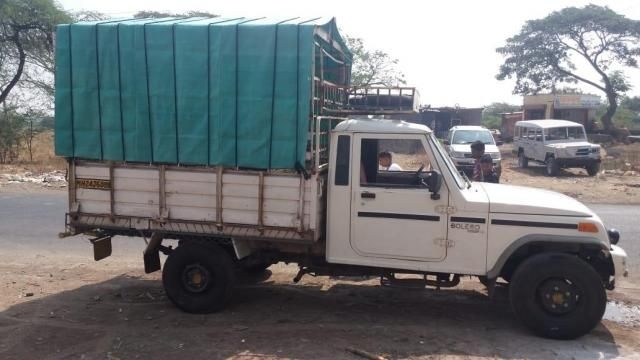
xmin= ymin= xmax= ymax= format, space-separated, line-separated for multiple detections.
xmin=509 ymin=253 xmax=607 ymax=339
xmin=545 ymin=157 xmax=559 ymax=176
xmin=162 ymin=243 xmax=235 ymax=313
xmin=586 ymin=162 xmax=600 ymax=176
xmin=518 ymin=151 xmax=528 ymax=168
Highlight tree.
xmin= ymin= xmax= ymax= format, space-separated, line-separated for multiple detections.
xmin=345 ymin=36 xmax=406 ymax=88
xmin=0 ymin=0 xmax=70 ymax=106
xmin=496 ymin=5 xmax=640 ymax=134
xmin=0 ymin=104 xmax=26 ymax=163
xmin=621 ymin=95 xmax=640 ymax=112
xmin=482 ymin=102 xmax=521 ymax=129
xmin=601 ymin=95 xmax=640 ymax=129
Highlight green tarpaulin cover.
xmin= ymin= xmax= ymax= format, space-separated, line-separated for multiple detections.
xmin=55 ymin=17 xmax=351 ymax=169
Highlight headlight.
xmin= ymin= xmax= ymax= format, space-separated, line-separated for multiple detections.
xmin=450 ymin=151 xmax=464 ymax=158
xmin=608 ymin=229 xmax=620 ymax=245
xmin=591 ymin=147 xmax=600 ymax=153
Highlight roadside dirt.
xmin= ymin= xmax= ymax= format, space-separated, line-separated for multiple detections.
xmin=0 ymin=255 xmax=639 ymax=360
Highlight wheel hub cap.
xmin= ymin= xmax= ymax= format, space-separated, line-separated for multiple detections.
xmin=182 ymin=264 xmax=211 ymax=293
xmin=538 ymin=279 xmax=579 ymax=315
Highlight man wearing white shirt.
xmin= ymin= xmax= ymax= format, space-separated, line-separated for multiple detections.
xmin=378 ymin=151 xmax=403 ymax=171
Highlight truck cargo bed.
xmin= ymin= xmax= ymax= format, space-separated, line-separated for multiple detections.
xmin=67 ymin=160 xmax=325 ymax=243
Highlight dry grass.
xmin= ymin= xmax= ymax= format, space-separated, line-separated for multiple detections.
xmin=601 ymin=143 xmax=640 ymax=171
xmin=0 ymin=130 xmax=66 ymax=174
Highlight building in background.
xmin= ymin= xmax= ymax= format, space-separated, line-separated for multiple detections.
xmin=402 ymin=107 xmax=484 ymax=139
xmin=501 ymin=94 xmax=601 ymax=140
xmin=500 ymin=111 xmax=524 ymax=141
xmin=523 ymin=94 xmax=600 ymax=130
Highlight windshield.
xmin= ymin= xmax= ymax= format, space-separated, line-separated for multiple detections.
xmin=544 ymin=126 xmax=586 ymax=141
xmin=452 ymin=130 xmax=495 ymax=145
xmin=429 ymin=133 xmax=465 ymax=189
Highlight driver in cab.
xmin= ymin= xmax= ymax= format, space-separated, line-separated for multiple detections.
xmin=378 ymin=151 xmax=403 ymax=171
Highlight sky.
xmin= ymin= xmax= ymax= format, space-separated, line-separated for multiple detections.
xmin=56 ymin=0 xmax=640 ymax=108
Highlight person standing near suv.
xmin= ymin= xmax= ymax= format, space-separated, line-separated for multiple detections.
xmin=471 ymin=141 xmax=485 ymax=181
xmin=478 ymin=154 xmax=499 ymax=183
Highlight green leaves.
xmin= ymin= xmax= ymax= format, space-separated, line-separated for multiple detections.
xmin=345 ymin=35 xmax=405 ymax=88
xmin=496 ymin=5 xmax=640 ymax=132
xmin=0 ymin=0 xmax=70 ymax=105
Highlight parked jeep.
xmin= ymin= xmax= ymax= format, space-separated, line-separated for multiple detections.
xmin=514 ymin=120 xmax=601 ymax=176
xmin=444 ymin=125 xmax=502 ymax=176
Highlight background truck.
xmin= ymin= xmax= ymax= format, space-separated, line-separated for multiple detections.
xmin=56 ymin=17 xmax=627 ymax=340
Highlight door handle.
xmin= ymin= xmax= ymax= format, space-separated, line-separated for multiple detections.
xmin=361 ymin=192 xmax=376 ymax=199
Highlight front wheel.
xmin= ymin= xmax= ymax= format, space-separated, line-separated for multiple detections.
xmin=586 ymin=162 xmax=600 ymax=176
xmin=162 ymin=243 xmax=235 ymax=313
xmin=518 ymin=151 xmax=528 ymax=168
xmin=509 ymin=253 xmax=607 ymax=339
xmin=545 ymin=157 xmax=559 ymax=176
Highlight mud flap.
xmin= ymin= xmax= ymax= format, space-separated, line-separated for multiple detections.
xmin=143 ymin=232 xmax=164 ymax=274
xmin=144 ymin=250 xmax=161 ymax=274
xmin=91 ymin=236 xmax=112 ymax=261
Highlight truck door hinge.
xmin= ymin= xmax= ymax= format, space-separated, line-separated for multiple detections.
xmin=434 ymin=238 xmax=455 ymax=248
xmin=435 ymin=205 xmax=456 ymax=214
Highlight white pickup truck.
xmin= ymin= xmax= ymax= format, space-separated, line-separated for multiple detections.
xmin=64 ymin=118 xmax=627 ymax=340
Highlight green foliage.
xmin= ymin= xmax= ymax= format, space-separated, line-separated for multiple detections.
xmin=0 ymin=105 xmax=27 ymax=163
xmin=0 ymin=103 xmax=49 ymax=163
xmin=482 ymin=102 xmax=520 ymax=129
xmin=496 ymin=5 xmax=640 ymax=132
xmin=345 ymin=36 xmax=405 ymax=87
xmin=621 ymin=96 xmax=640 ymax=112
xmin=482 ymin=115 xmax=501 ymax=130
xmin=596 ymin=98 xmax=640 ymax=129
xmin=0 ymin=0 xmax=71 ymax=105
xmin=133 ymin=10 xmax=218 ymax=19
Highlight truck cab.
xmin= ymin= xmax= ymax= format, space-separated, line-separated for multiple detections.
xmin=321 ymin=118 xmax=627 ymax=339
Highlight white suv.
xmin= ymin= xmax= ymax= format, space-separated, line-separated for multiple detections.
xmin=444 ymin=125 xmax=502 ymax=175
xmin=514 ymin=119 xmax=601 ymax=176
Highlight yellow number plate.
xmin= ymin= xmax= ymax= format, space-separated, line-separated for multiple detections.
xmin=76 ymin=178 xmax=111 ymax=190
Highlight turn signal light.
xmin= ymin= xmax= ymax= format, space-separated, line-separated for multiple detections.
xmin=578 ymin=222 xmax=599 ymax=233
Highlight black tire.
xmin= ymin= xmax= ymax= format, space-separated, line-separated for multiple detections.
xmin=586 ymin=162 xmax=600 ymax=176
xmin=518 ymin=151 xmax=528 ymax=168
xmin=509 ymin=253 xmax=607 ymax=339
xmin=162 ymin=243 xmax=235 ymax=314
xmin=545 ymin=157 xmax=559 ymax=176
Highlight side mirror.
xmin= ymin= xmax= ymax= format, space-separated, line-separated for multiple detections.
xmin=443 ymin=140 xmax=450 ymax=145
xmin=496 ymin=140 xmax=504 ymax=146
xmin=422 ymin=170 xmax=442 ymax=200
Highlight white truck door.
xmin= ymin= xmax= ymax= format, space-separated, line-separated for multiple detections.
xmin=349 ymin=134 xmax=448 ymax=261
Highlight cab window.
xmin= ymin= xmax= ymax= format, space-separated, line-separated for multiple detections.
xmin=359 ymin=138 xmax=430 ymax=187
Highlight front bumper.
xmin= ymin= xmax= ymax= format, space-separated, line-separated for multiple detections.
xmin=555 ymin=157 xmax=600 ymax=167
xmin=609 ymin=244 xmax=628 ymax=288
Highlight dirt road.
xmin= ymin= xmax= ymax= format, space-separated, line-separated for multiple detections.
xmin=1 ymin=254 xmax=639 ymax=360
